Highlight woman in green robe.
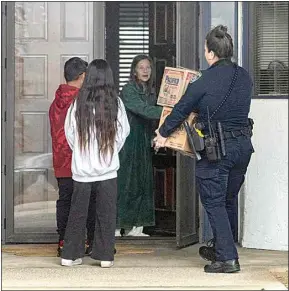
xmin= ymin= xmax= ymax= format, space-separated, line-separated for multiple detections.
xmin=116 ymin=55 xmax=162 ymax=236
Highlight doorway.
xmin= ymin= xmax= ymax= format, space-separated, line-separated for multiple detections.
xmin=2 ymin=1 xmax=200 ymax=247
xmin=105 ymin=2 xmax=200 ymax=246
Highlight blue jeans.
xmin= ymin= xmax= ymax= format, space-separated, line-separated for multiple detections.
xmin=196 ymin=135 xmax=254 ymax=261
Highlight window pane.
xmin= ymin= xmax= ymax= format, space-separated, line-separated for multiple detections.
xmin=254 ymin=2 xmax=288 ymax=96
xmin=118 ymin=2 xmax=149 ymax=92
xmin=211 ymin=2 xmax=237 ymax=62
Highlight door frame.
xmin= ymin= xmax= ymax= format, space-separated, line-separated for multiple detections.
xmin=2 ymin=2 xmax=105 ymax=244
xmin=4 ymin=1 xmax=17 ymax=243
xmin=1 ymin=1 xmax=8 ymax=244
xmin=175 ymin=2 xmax=200 ymax=247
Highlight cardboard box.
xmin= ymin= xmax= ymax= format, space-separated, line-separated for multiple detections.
xmin=158 ymin=107 xmax=197 ymax=157
xmin=157 ymin=67 xmax=201 ymax=107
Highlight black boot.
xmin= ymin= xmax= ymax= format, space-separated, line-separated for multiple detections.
xmin=199 ymin=238 xmax=216 ymax=262
xmin=85 ymin=239 xmax=93 ymax=256
xmin=204 ymin=259 xmax=240 ymax=273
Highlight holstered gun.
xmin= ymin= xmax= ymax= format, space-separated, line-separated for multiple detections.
xmin=184 ymin=121 xmax=202 ymax=161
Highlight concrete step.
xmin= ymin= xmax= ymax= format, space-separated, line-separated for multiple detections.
xmin=2 ymin=258 xmax=287 ymax=290
xmin=2 ymin=244 xmax=287 ymax=290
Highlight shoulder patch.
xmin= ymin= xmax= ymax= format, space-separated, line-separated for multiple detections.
xmin=189 ymin=71 xmax=202 ymax=83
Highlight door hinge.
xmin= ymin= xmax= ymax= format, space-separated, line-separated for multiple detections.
xmin=4 ymin=111 xmax=7 ymax=122
xmin=197 ymin=216 xmax=200 ymax=229
xmin=5 ymin=57 xmax=7 ymax=69
xmin=3 ymin=218 xmax=6 ymax=230
xmin=4 ymin=165 xmax=7 ymax=176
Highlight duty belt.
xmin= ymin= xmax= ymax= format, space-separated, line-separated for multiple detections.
xmin=223 ymin=127 xmax=252 ymax=140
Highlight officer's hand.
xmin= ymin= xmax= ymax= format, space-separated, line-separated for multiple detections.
xmin=153 ymin=129 xmax=167 ymax=150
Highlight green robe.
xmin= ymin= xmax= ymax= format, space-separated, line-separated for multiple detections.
xmin=116 ymin=81 xmax=162 ymax=228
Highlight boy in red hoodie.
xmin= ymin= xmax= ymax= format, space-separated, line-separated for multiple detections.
xmin=49 ymin=57 xmax=95 ymax=257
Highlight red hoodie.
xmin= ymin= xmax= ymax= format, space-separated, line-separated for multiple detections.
xmin=49 ymin=84 xmax=79 ymax=177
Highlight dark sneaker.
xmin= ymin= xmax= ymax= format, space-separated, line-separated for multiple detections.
xmin=199 ymin=238 xmax=216 ymax=262
xmin=85 ymin=240 xmax=117 ymax=256
xmin=85 ymin=240 xmax=93 ymax=256
xmin=204 ymin=259 xmax=241 ymax=273
xmin=59 ymin=240 xmax=116 ymax=257
xmin=57 ymin=240 xmax=64 ymax=257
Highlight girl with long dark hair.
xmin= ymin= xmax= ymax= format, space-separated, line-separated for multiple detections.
xmin=116 ymin=54 xmax=162 ymax=237
xmin=61 ymin=59 xmax=130 ymax=267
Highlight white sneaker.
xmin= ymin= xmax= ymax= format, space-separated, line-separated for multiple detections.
xmin=128 ymin=226 xmax=150 ymax=237
xmin=126 ymin=226 xmax=136 ymax=236
xmin=61 ymin=258 xmax=82 ymax=267
xmin=115 ymin=229 xmax=122 ymax=237
xmin=100 ymin=261 xmax=114 ymax=268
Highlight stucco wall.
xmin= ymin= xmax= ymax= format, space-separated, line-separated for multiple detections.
xmin=241 ymin=99 xmax=288 ymax=251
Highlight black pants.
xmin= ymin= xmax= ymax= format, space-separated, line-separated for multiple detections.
xmin=226 ymin=171 xmax=244 ymax=242
xmin=196 ymin=135 xmax=254 ymax=261
xmin=56 ymin=177 xmax=96 ymax=241
xmin=62 ymin=178 xmax=117 ymax=261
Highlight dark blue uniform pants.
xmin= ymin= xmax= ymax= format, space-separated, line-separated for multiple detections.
xmin=196 ymin=135 xmax=254 ymax=261
xmin=226 ymin=168 xmax=245 ymax=242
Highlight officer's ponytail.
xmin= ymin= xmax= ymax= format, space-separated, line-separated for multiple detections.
xmin=214 ymin=25 xmax=228 ymax=38
xmin=206 ymin=25 xmax=233 ymax=59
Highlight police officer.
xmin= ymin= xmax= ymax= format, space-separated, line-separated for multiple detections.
xmin=154 ymin=25 xmax=254 ymax=273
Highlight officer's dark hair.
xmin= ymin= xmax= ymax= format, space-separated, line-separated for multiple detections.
xmin=64 ymin=57 xmax=88 ymax=82
xmin=205 ymin=25 xmax=233 ymax=59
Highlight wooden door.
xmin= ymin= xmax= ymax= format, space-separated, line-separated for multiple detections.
xmin=149 ymin=2 xmax=177 ymax=235
xmin=149 ymin=2 xmax=200 ymax=247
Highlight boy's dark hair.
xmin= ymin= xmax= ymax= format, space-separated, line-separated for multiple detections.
xmin=64 ymin=57 xmax=88 ymax=82
xmin=206 ymin=25 xmax=233 ymax=59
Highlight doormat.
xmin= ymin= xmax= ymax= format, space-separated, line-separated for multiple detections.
xmin=2 ymin=244 xmax=57 ymax=257
xmin=2 ymin=244 xmax=155 ymax=257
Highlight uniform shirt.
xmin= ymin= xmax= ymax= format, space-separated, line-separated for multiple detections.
xmin=159 ymin=59 xmax=253 ymax=138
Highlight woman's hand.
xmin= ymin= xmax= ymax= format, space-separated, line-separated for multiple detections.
xmin=153 ymin=129 xmax=167 ymax=151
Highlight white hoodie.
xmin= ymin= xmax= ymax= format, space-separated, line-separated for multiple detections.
xmin=64 ymin=98 xmax=130 ymax=182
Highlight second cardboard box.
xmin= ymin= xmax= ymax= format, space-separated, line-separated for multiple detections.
xmin=158 ymin=107 xmax=197 ymax=157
